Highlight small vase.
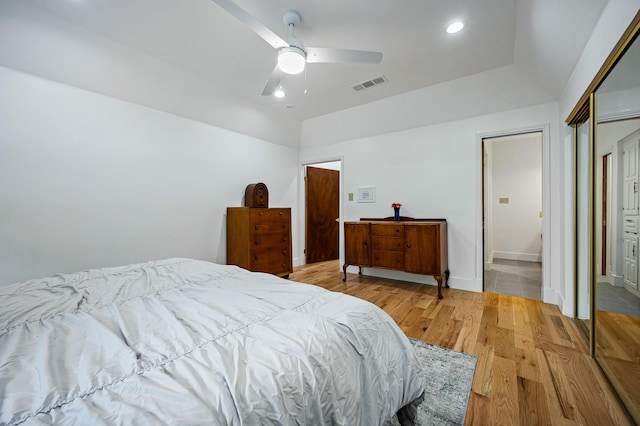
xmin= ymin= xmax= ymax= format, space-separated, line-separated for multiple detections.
xmin=393 ymin=207 xmax=400 ymax=221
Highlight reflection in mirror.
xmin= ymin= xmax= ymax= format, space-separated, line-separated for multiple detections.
xmin=594 ymin=33 xmax=640 ymax=423
xmin=576 ymin=119 xmax=591 ymax=331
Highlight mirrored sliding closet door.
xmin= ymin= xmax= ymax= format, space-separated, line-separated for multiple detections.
xmin=593 ymin=29 xmax=640 ymax=422
xmin=572 ymin=13 xmax=640 ymax=423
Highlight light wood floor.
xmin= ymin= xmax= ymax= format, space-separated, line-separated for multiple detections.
xmin=596 ymin=310 xmax=640 ymax=422
xmin=290 ymin=261 xmax=633 ymax=426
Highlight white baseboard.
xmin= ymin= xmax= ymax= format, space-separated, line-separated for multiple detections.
xmin=542 ymin=286 xmax=568 ymax=315
xmin=345 ymin=266 xmax=482 ymax=293
xmin=611 ymin=273 xmax=624 ymax=287
xmin=493 ymin=251 xmax=542 ymax=263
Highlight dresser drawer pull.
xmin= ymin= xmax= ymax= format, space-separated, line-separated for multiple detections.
xmin=254 ymin=255 xmax=259 ymax=260
xmin=282 ymin=223 xmax=286 ymax=227
xmin=254 ymin=239 xmax=260 ymax=245
xmin=282 ymin=250 xmax=288 ymax=255
xmin=254 ymin=225 xmax=259 ymax=230
xmin=279 ymin=212 xmax=284 ymax=215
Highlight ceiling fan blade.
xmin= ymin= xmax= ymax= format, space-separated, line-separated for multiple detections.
xmin=305 ymin=47 xmax=383 ymax=64
xmin=261 ymin=65 xmax=283 ymax=96
xmin=211 ymin=0 xmax=288 ymax=49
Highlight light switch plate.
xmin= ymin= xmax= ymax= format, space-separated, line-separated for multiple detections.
xmin=499 ymin=197 xmax=509 ymax=204
xmin=348 ymin=193 xmax=354 ymax=201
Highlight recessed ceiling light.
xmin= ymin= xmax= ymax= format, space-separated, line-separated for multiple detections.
xmin=447 ymin=21 xmax=464 ymax=34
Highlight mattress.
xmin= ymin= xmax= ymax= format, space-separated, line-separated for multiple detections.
xmin=0 ymin=258 xmax=425 ymax=425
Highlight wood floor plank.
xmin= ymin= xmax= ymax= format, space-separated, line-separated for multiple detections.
xmin=289 ymin=261 xmax=633 ymax=425
xmin=494 ymin=326 xmax=516 ymax=361
xmin=497 ymin=294 xmax=514 ymax=331
xmin=542 ymin=349 xmax=585 ymax=424
xmin=518 ymin=376 xmax=551 ymax=425
xmin=453 ymin=311 xmax=477 ymax=354
xmin=472 ymin=343 xmax=494 ymax=397
xmin=488 ymin=356 xmax=519 ymax=424
xmin=464 ymin=393 xmax=490 ymax=426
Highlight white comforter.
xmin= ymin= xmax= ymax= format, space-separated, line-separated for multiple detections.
xmin=0 ymin=258 xmax=425 ymax=425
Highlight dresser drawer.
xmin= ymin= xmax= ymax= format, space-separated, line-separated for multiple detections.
xmin=251 ymin=232 xmax=289 ymax=247
xmin=372 ymin=250 xmax=404 ymax=269
xmin=371 ymin=224 xmax=404 ymax=237
xmin=250 ymin=247 xmax=291 ymax=274
xmin=249 ymin=208 xmax=290 ymax=221
xmin=250 ymin=211 xmax=291 ymax=232
xmin=372 ymin=236 xmax=404 ymax=252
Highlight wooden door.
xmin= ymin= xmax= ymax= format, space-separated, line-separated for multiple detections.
xmin=405 ymin=223 xmax=439 ymax=275
xmin=305 ymin=166 xmax=340 ymax=263
xmin=344 ymin=223 xmax=371 ymax=266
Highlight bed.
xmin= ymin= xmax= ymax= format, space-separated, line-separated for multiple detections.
xmin=0 ymin=258 xmax=425 ymax=425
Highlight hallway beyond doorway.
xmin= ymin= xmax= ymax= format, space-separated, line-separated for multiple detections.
xmin=484 ymin=259 xmax=541 ymax=300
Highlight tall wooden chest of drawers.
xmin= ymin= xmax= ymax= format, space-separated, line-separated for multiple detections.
xmin=226 ymin=207 xmax=292 ymax=277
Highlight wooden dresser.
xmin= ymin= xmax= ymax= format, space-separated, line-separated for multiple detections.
xmin=227 ymin=207 xmax=292 ymax=277
xmin=343 ymin=218 xmax=449 ymax=298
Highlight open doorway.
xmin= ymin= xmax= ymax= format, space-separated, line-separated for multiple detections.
xmin=483 ymin=132 xmax=543 ymax=300
xmin=304 ymin=162 xmax=340 ymax=264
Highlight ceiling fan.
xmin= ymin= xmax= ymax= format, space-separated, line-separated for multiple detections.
xmin=211 ymin=0 xmax=383 ymax=96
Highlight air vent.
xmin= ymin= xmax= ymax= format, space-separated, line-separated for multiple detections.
xmin=352 ymin=75 xmax=388 ymax=91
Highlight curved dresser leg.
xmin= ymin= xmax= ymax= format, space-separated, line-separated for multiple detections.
xmin=343 ymin=264 xmax=348 ymax=282
xmin=445 ymin=269 xmax=450 ymax=288
xmin=436 ymin=276 xmax=443 ymax=299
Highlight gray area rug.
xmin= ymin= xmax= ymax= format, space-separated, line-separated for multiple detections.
xmin=389 ymin=338 xmax=477 ymax=426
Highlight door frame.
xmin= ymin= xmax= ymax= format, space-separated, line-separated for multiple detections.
xmin=477 ymin=124 xmax=551 ymax=301
xmin=299 ymin=157 xmax=344 ymax=266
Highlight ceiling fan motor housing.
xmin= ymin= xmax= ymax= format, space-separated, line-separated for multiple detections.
xmin=282 ymin=10 xmax=301 ymax=28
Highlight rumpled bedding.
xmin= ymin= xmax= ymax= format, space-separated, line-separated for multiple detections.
xmin=0 ymin=258 xmax=425 ymax=425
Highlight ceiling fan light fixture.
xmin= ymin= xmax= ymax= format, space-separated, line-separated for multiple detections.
xmin=278 ymin=47 xmax=306 ymax=74
xmin=274 ymin=86 xmax=285 ymax=98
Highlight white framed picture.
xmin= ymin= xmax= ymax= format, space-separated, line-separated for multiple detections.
xmin=357 ymin=186 xmax=375 ymax=203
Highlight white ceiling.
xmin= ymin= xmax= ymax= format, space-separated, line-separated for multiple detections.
xmin=19 ymin=0 xmax=608 ymax=121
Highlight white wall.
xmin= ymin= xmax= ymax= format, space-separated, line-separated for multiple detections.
xmin=559 ymin=0 xmax=640 ymax=315
xmin=300 ymin=102 xmax=559 ymax=296
xmin=0 ymin=1 xmax=301 ymax=148
xmin=560 ymin=0 xmax=640 ymax=119
xmin=301 ymin=64 xmax=555 ymax=148
xmin=0 ymin=67 xmax=299 ymax=285
xmin=489 ymin=133 xmax=543 ymax=262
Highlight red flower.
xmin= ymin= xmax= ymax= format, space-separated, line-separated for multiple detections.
xmin=391 ymin=203 xmax=402 ymax=208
